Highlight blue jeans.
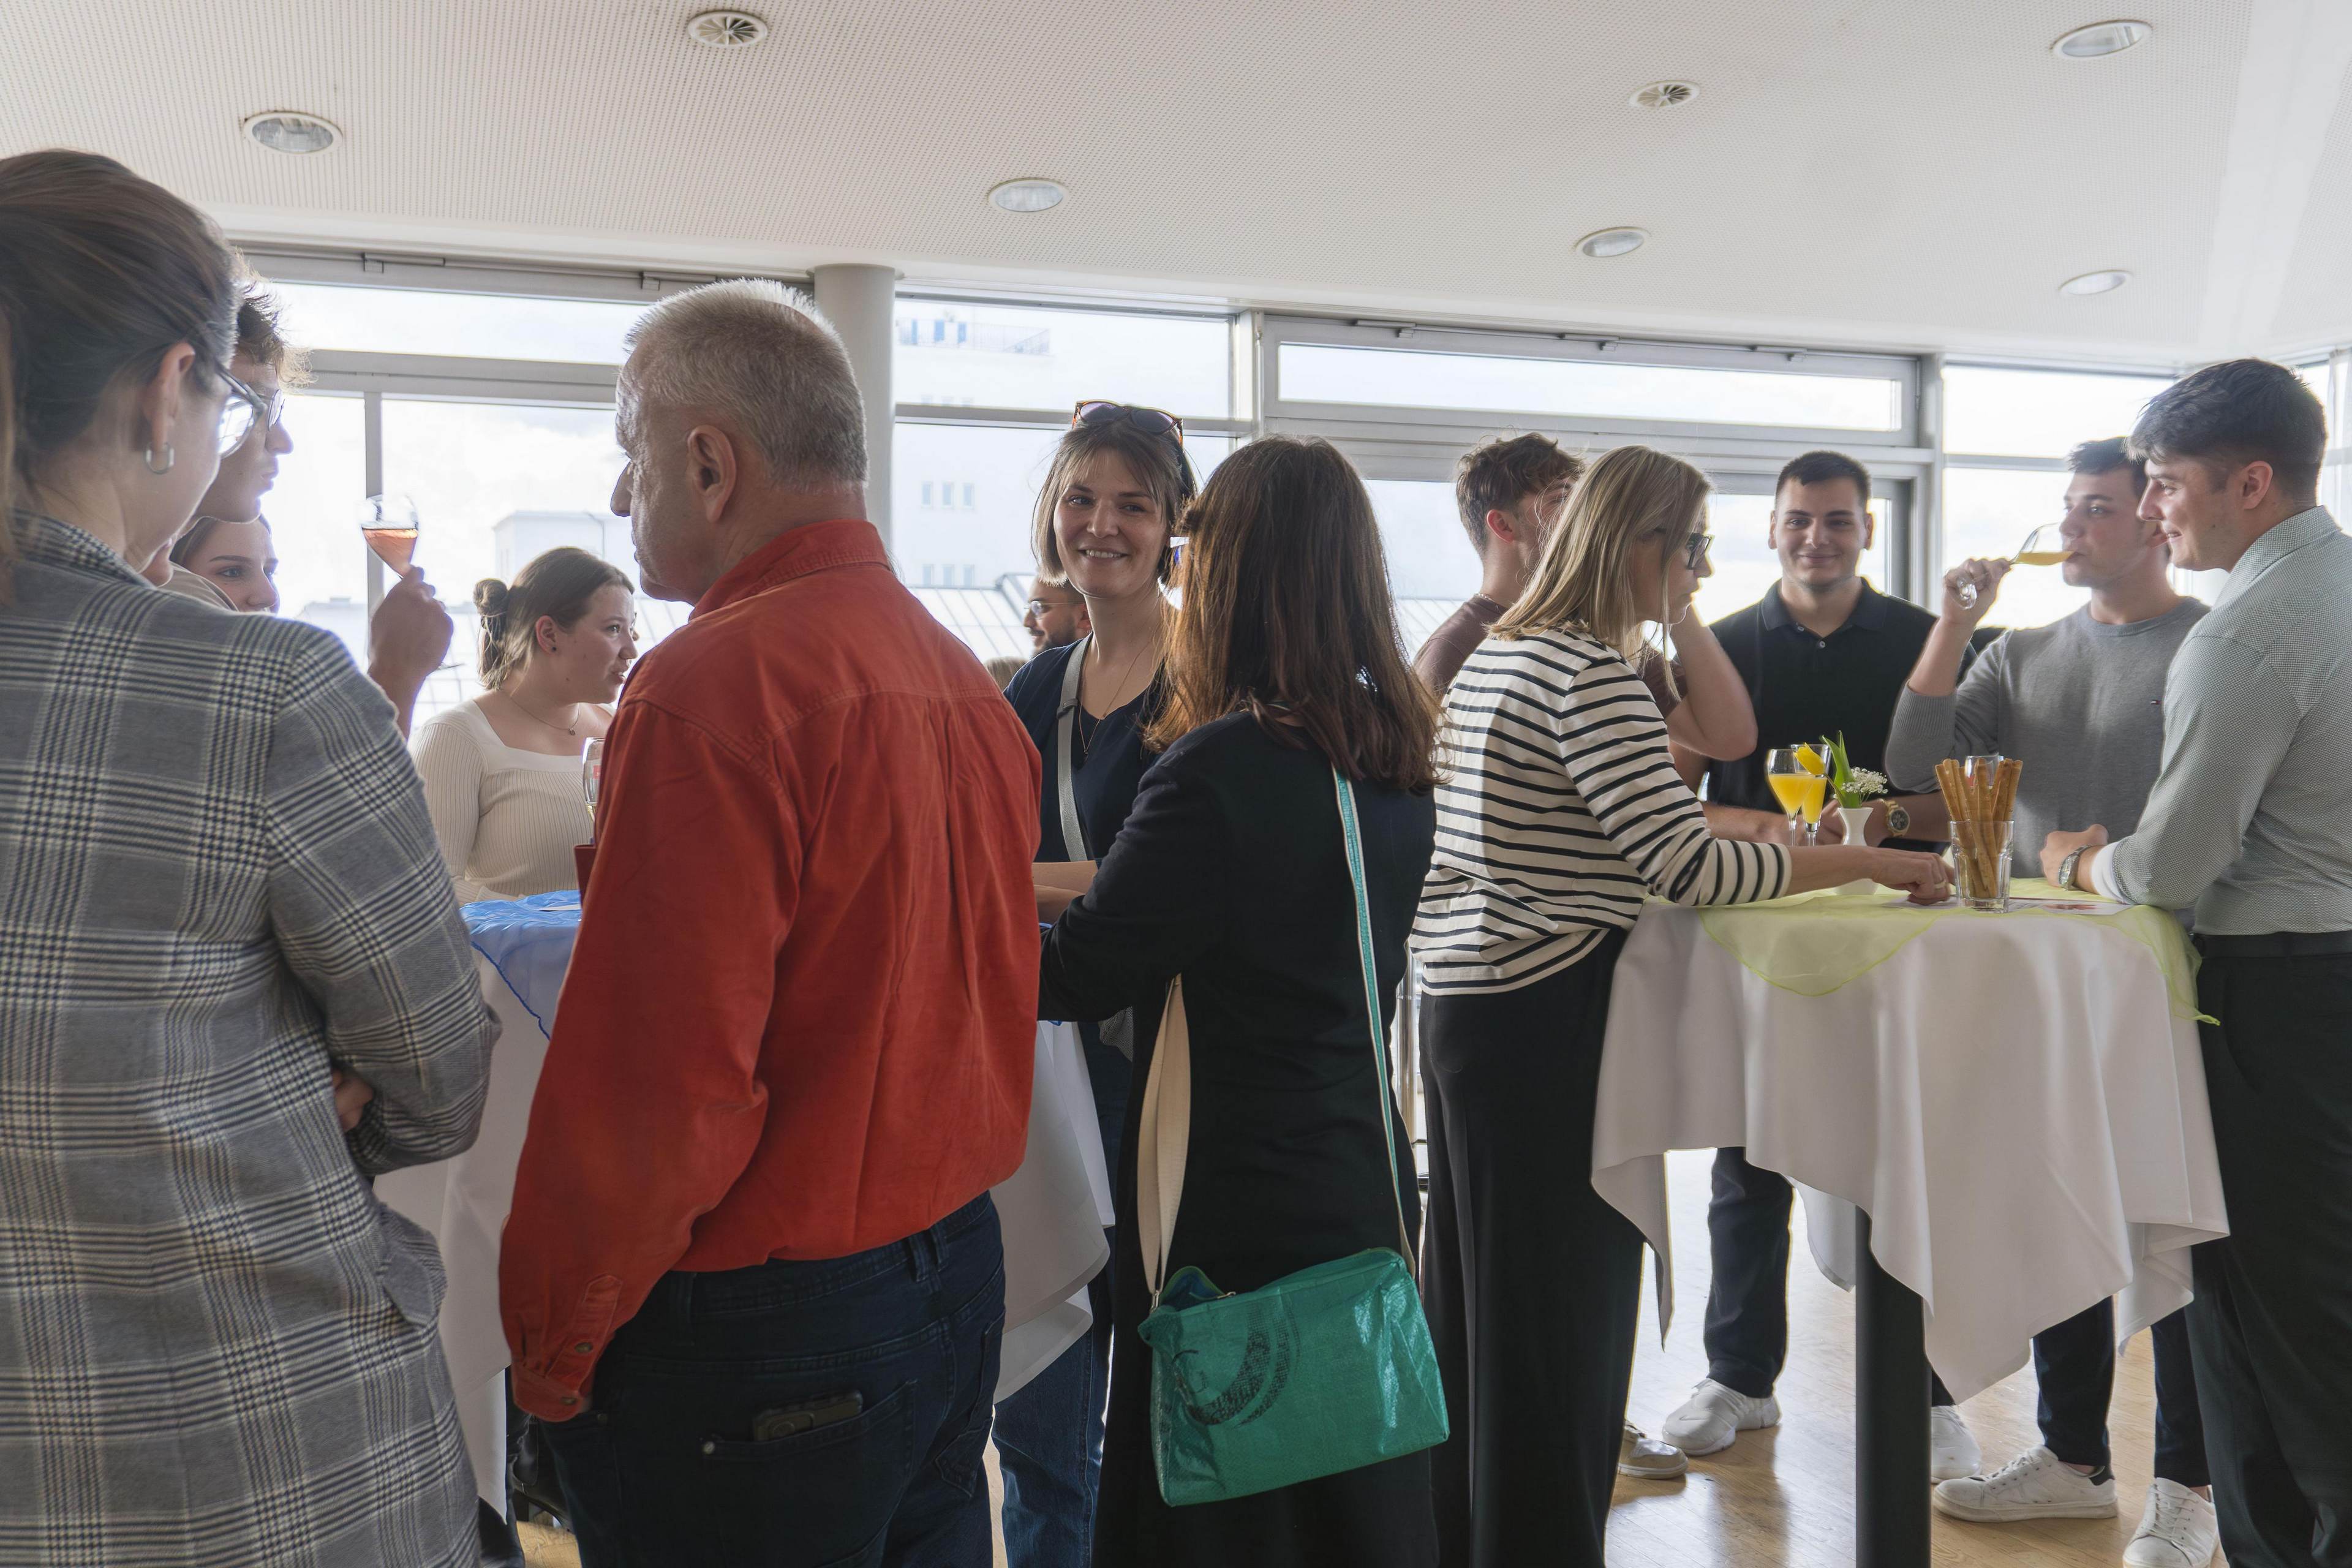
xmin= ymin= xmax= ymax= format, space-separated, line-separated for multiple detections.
xmin=542 ymin=1195 xmax=1005 ymax=1568
xmin=992 ymin=1240 xmax=1113 ymax=1568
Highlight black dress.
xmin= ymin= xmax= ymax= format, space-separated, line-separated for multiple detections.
xmin=1038 ymin=713 xmax=1439 ymax=1568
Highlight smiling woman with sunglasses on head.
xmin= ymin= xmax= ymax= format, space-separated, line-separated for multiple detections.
xmin=0 ymin=148 xmax=492 ymax=1567
xmin=993 ymin=400 xmax=1195 ymax=1568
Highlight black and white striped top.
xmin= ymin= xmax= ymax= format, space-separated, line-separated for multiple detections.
xmin=1412 ymin=627 xmax=1791 ymax=993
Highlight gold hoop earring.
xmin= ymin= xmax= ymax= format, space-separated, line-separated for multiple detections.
xmin=144 ymin=443 xmax=175 ymax=475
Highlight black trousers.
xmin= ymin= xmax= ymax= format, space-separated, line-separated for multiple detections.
xmin=1704 ymin=1147 xmax=1956 ymax=1407
xmin=2186 ymin=952 xmax=2352 ymax=1567
xmin=1420 ymin=933 xmax=1644 ymax=1568
xmin=2029 ymin=1301 xmax=2207 ymax=1485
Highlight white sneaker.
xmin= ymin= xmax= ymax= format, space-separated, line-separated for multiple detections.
xmin=1931 ymin=1404 xmax=1983 ymax=1482
xmin=1618 ymin=1421 xmax=1688 ymax=1479
xmin=1660 ymin=1379 xmax=1780 ymax=1457
xmin=1932 ymin=1446 xmax=2117 ymax=1521
xmin=2124 ymin=1480 xmax=2219 ymax=1567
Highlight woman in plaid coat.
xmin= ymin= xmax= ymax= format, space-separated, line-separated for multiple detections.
xmin=0 ymin=150 xmax=498 ymax=1567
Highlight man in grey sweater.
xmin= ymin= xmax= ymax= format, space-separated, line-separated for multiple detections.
xmin=1885 ymin=437 xmax=2217 ymax=1568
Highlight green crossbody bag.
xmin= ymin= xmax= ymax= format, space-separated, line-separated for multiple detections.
xmin=1133 ymin=765 xmax=1449 ymax=1507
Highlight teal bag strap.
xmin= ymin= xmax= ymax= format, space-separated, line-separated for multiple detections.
xmin=1332 ymin=766 xmax=1415 ymax=1276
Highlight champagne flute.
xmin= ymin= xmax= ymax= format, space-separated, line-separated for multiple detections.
xmin=1766 ymin=747 xmax=1828 ymax=847
xmin=1958 ymin=525 xmax=2065 ymax=609
xmin=583 ymin=737 xmax=605 ymax=815
xmin=359 ymin=494 xmax=421 ymax=575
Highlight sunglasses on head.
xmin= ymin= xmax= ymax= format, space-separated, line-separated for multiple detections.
xmin=1072 ymin=401 xmax=1185 ymax=445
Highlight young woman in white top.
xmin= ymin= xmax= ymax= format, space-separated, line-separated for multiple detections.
xmin=411 ymin=546 xmax=637 ymax=902
xmin=1409 ymin=446 xmax=1950 ymax=1568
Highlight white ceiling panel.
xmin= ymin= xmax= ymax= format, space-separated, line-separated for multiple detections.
xmin=1 ymin=0 xmax=2345 ymax=361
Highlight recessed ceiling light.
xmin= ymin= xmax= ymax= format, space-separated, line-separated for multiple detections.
xmin=685 ymin=10 xmax=767 ymax=49
xmin=2059 ymin=269 xmax=2132 ymax=296
xmin=2052 ymin=20 xmax=2152 ymax=58
xmin=989 ymin=179 xmax=1066 ymax=214
xmin=1630 ymin=81 xmax=1698 ymax=109
xmin=242 ymin=111 xmax=340 ymax=155
xmin=1577 ymin=227 xmax=1648 ymax=260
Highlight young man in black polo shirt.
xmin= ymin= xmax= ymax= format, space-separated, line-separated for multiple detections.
xmin=1656 ymin=450 xmax=1981 ymax=1479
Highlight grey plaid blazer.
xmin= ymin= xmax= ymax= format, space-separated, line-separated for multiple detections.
xmin=0 ymin=516 xmax=497 ymax=1567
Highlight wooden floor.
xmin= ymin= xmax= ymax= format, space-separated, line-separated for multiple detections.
xmin=526 ymin=1147 xmax=2194 ymax=1567
xmin=1615 ymin=1148 xmax=2193 ymax=1568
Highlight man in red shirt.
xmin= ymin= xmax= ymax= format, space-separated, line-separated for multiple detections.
xmin=500 ymin=279 xmax=1041 ymax=1566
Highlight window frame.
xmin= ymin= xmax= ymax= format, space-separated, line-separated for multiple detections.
xmin=244 ymin=244 xmax=2352 ymax=646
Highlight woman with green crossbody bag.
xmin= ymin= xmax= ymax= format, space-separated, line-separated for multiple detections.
xmin=1039 ymin=435 xmax=1445 ymax=1567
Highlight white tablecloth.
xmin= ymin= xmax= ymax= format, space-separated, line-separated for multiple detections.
xmin=379 ymin=905 xmax=1109 ymax=1503
xmin=1590 ymin=901 xmax=2230 ymax=1401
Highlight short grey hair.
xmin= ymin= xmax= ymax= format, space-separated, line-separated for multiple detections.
xmin=622 ymin=279 xmax=868 ymax=490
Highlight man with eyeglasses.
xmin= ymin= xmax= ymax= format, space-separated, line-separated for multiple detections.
xmin=1022 ymin=575 xmax=1090 ymax=655
xmin=1658 ymin=448 xmax=1981 ymax=1479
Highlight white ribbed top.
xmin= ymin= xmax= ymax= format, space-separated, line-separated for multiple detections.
xmin=410 ymin=699 xmax=600 ymax=903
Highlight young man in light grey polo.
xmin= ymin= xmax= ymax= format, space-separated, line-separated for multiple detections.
xmin=1887 ymin=437 xmax=2215 ymax=1568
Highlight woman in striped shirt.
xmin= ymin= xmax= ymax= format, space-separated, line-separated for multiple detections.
xmin=1411 ymin=445 xmax=1948 ymax=1568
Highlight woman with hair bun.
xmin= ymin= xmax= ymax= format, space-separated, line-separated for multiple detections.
xmin=410 ymin=545 xmax=638 ymax=902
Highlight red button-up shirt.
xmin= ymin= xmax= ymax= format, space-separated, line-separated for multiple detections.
xmin=500 ymin=519 xmax=1041 ymax=1418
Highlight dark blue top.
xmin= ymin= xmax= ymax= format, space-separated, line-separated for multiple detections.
xmin=1002 ymin=639 xmax=1163 ymax=862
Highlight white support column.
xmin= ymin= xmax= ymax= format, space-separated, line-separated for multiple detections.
xmin=812 ymin=265 xmax=899 ymax=549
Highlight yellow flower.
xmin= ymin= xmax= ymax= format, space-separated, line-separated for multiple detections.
xmin=1795 ymin=743 xmax=1826 ymax=776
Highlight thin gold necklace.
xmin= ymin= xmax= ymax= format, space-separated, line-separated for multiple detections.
xmin=503 ymin=688 xmax=582 ymax=737
xmin=1076 ymin=613 xmax=1166 ymax=761
xmin=1084 ymin=616 xmax=1163 ymax=715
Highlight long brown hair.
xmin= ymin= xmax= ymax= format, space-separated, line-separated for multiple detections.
xmin=1147 ymin=436 xmax=1437 ymax=792
xmin=0 ymin=150 xmax=239 ymax=584
xmin=474 ymin=546 xmax=633 ymax=687
xmin=1492 ymin=444 xmax=1709 ymax=657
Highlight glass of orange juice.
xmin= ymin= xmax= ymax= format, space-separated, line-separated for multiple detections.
xmin=1766 ymin=746 xmax=1828 ymax=846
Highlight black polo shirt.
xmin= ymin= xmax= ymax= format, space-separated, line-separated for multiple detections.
xmin=1703 ymin=579 xmax=1947 ymax=845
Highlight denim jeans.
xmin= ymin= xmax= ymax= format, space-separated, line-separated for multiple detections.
xmin=542 ymin=1194 xmax=1005 ymax=1568
xmin=992 ymin=1238 xmax=1114 ymax=1568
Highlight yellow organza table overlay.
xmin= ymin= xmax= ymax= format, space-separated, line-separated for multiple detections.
xmin=1683 ymin=879 xmax=2207 ymax=1022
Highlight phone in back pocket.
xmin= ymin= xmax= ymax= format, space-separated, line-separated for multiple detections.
xmin=750 ymin=1391 xmax=864 ymax=1442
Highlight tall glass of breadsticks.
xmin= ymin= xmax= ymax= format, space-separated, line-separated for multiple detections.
xmin=1935 ymin=753 xmax=2022 ymax=911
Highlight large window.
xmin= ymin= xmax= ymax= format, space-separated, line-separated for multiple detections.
xmin=266 ymin=391 xmax=369 ymax=664
xmin=241 ymin=260 xmax=2352 ymax=709
xmin=276 ymin=281 xmax=649 ymax=364
xmin=895 ymin=299 xmax=1233 ymax=416
xmin=1280 ymin=344 xmax=1905 ymax=432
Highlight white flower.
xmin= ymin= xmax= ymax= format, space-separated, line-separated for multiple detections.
xmin=1842 ymin=767 xmax=1889 ymax=801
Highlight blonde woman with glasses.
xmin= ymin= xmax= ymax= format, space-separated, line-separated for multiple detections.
xmin=1409 ymin=445 xmax=1949 ymax=1568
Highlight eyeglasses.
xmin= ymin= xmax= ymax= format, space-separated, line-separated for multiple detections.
xmin=1683 ymin=532 xmax=1714 ymax=571
xmin=213 ymin=369 xmax=282 ymax=456
xmin=1072 ymin=401 xmax=1185 ymax=445
xmin=1025 ymin=597 xmax=1083 ymax=617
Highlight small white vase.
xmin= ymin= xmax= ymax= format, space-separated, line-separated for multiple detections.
xmin=1836 ymin=805 xmax=1877 ymax=894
